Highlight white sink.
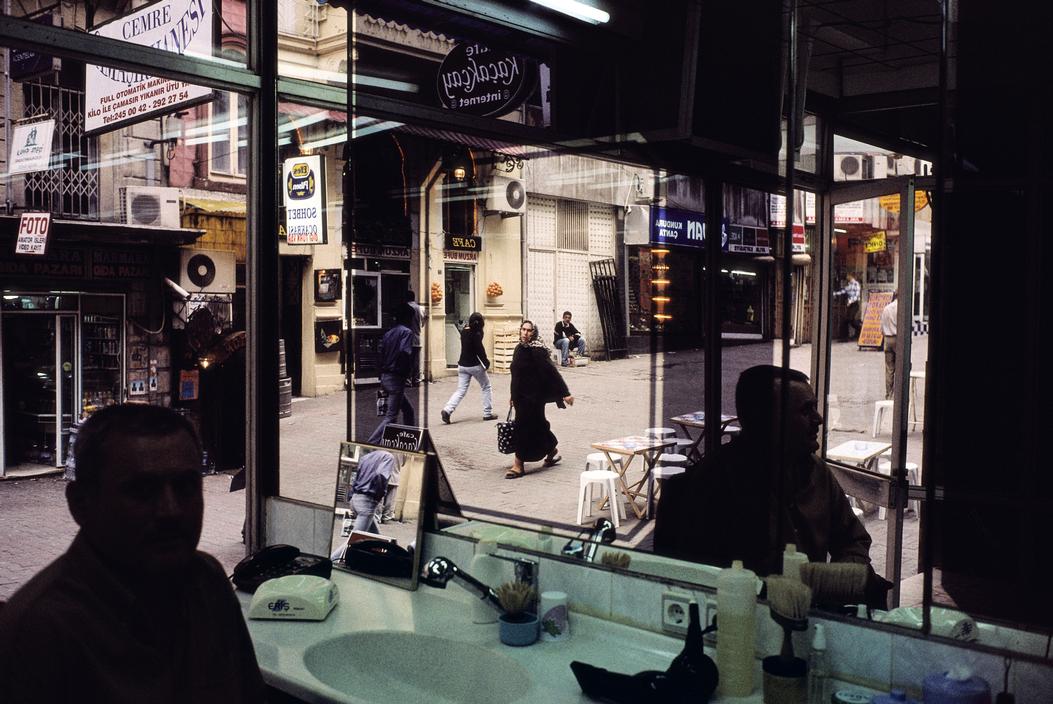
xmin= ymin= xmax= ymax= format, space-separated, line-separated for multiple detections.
xmin=302 ymin=631 xmax=533 ymax=704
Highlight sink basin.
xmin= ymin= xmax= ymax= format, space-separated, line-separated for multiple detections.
xmin=303 ymin=631 xmax=533 ymax=703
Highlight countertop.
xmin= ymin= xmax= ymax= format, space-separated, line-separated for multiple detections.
xmin=238 ymin=570 xmax=763 ymax=704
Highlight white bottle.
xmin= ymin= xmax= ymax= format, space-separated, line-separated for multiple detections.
xmin=782 ymin=543 xmax=809 ymax=582
xmin=469 ymin=540 xmax=502 ymax=624
xmin=537 ymin=525 xmax=554 ymax=554
xmin=716 ymin=559 xmax=757 ymax=697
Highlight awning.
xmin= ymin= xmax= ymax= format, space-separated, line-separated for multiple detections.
xmin=182 ymin=197 xmax=246 ymax=216
xmin=394 ymin=124 xmax=537 ymax=157
xmin=0 ymin=215 xmax=204 ymax=246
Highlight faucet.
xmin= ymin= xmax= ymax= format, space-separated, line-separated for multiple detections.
xmin=420 ymin=556 xmax=503 ymax=613
xmin=561 ymin=518 xmax=617 ymax=562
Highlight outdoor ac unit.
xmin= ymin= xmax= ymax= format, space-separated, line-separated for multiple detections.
xmin=485 ymin=175 xmax=527 ymax=214
xmin=179 ymin=248 xmax=236 ymax=294
xmin=835 ymin=154 xmax=865 ymax=181
xmin=124 ymin=186 xmax=181 ymax=227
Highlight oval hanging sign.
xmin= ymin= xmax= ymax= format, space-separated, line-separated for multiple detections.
xmin=436 ymin=43 xmax=536 ymax=117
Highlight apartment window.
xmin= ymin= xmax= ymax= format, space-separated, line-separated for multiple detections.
xmin=210 ymin=92 xmax=248 ymax=177
xmin=557 ymin=200 xmax=588 ymax=252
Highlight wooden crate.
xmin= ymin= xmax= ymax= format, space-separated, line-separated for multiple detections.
xmin=492 ymin=329 xmax=519 ymax=374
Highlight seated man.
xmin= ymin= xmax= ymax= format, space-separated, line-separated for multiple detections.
xmin=553 ymin=310 xmax=587 ymax=366
xmin=0 ymin=404 xmax=265 ymax=703
xmin=654 ymin=365 xmax=876 ymax=583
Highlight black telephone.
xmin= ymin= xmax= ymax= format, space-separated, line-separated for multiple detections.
xmin=231 ymin=544 xmax=333 ymax=593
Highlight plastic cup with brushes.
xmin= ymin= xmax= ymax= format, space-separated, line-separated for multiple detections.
xmin=762 ymin=575 xmax=814 ymax=704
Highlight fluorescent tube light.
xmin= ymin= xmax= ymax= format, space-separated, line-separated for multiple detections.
xmin=529 ymin=0 xmax=609 ymax=25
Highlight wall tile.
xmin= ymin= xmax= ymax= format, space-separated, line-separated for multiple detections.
xmin=1012 ymin=658 xmax=1053 ymax=704
xmin=610 ymin=574 xmax=676 ymax=631
xmin=891 ymin=634 xmax=1003 ymax=696
xmin=540 ymin=557 xmax=612 ymax=619
xmin=823 ymin=620 xmax=893 ymax=688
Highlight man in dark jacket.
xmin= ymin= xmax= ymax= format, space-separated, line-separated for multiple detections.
xmin=368 ymin=304 xmax=416 ymax=444
xmin=654 ymin=366 xmax=874 ymax=579
xmin=0 ymin=404 xmax=265 ymax=703
xmin=553 ymin=310 xmax=586 ymax=366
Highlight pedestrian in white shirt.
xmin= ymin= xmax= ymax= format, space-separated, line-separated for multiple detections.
xmin=881 ymin=293 xmax=898 ymax=399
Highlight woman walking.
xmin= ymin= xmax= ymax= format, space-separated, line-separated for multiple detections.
xmin=506 ymin=319 xmax=574 ymax=479
xmin=441 ymin=312 xmax=496 ymax=423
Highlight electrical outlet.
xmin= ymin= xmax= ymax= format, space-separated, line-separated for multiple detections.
xmin=661 ymin=592 xmax=692 ymax=635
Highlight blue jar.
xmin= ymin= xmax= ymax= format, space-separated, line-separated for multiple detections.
xmin=922 ymin=668 xmax=992 ymax=704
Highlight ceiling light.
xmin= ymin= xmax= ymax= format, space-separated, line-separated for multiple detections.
xmin=529 ymin=0 xmax=609 ymax=24
xmin=834 ymin=228 xmax=847 ymax=233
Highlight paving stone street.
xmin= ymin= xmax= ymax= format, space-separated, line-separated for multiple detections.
xmin=2 ymin=337 xmax=928 ymax=603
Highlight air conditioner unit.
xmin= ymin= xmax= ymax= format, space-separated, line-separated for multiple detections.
xmin=835 ymin=154 xmax=865 ymax=181
xmin=179 ymin=248 xmax=236 ymax=294
xmin=123 ymin=186 xmax=181 ymax=228
xmin=485 ymin=175 xmax=527 ymax=215
xmin=894 ymin=156 xmax=918 ymax=175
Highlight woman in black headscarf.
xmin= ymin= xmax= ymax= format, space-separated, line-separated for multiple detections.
xmin=506 ymin=319 xmax=574 ymax=479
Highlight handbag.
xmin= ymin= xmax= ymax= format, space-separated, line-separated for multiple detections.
xmin=497 ymin=408 xmax=517 ymax=454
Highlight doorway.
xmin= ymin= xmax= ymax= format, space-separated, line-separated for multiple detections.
xmin=1 ymin=312 xmax=77 ymax=475
xmin=280 ymin=256 xmax=305 ymax=396
xmin=444 ymin=265 xmax=473 ymax=366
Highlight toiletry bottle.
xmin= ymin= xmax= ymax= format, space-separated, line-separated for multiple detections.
xmin=537 ymin=525 xmax=554 ymax=554
xmin=716 ymin=559 xmax=757 ymax=697
xmin=469 ymin=540 xmax=502 ymax=624
xmin=783 ymin=543 xmax=809 ymax=582
xmin=808 ymin=623 xmax=829 ymax=704
xmin=667 ymin=600 xmax=719 ymax=701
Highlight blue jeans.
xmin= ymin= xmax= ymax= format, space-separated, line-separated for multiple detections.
xmin=368 ymin=373 xmax=414 ymax=444
xmin=350 ymin=493 xmax=380 ymax=533
xmin=443 ymin=364 xmax=493 ymax=417
xmin=555 ymin=336 xmax=586 ymax=364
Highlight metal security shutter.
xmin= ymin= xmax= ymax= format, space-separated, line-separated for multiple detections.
xmin=526 ymin=196 xmax=557 ymax=332
xmin=526 ymin=197 xmax=617 ymax=354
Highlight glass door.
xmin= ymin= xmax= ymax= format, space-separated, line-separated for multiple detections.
xmin=56 ymin=314 xmax=77 ymax=466
xmin=444 ymin=266 xmax=473 ymax=366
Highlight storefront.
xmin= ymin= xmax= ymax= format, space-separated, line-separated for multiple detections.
xmin=0 ymin=223 xmax=199 ymax=476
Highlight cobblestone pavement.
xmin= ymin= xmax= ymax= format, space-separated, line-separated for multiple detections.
xmin=2 ymin=337 xmax=928 ymax=602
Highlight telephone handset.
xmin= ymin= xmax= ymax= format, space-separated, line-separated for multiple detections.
xmin=231 ymin=544 xmax=333 ymax=593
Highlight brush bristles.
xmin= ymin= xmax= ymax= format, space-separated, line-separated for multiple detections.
xmin=766 ymin=576 xmax=813 ymax=620
xmin=799 ymin=562 xmax=868 ymax=605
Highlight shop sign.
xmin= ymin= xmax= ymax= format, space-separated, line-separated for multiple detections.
xmin=14 ymin=212 xmax=51 ymax=255
xmin=436 ymin=43 xmax=536 ymax=117
xmin=283 ymin=154 xmax=327 ymax=245
xmin=8 ymin=120 xmax=55 ymax=175
xmin=444 ymin=232 xmax=481 ymax=252
xmin=10 ymin=14 xmax=61 ymax=81
xmin=650 ymin=207 xmax=729 ymax=250
xmin=726 ymin=224 xmax=771 ymax=254
xmin=834 ymin=200 xmax=866 ymax=223
xmin=769 ymin=192 xmax=816 ymax=228
xmin=351 ymin=243 xmax=411 ymax=259
xmin=84 ymin=0 xmax=213 ymax=134
xmin=444 ymin=250 xmax=479 ymax=263
xmin=379 ymin=424 xmax=425 ymax=452
xmin=865 ymin=230 xmax=887 ymax=253
xmin=878 ymin=191 xmax=928 ymax=213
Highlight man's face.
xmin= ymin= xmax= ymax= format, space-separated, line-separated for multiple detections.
xmin=520 ymin=322 xmax=534 ymax=343
xmin=771 ymin=380 xmax=825 ymax=457
xmin=562 ymin=313 xmax=572 ymax=325
xmin=70 ymin=430 xmax=203 ymax=577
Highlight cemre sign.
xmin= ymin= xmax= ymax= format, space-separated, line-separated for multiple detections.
xmin=85 ymin=0 xmax=213 ymax=134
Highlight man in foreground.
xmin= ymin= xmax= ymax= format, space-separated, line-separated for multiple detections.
xmin=0 ymin=404 xmax=265 ymax=703
xmin=655 ymin=365 xmax=874 ymax=578
xmin=369 ymin=303 xmax=416 ymax=444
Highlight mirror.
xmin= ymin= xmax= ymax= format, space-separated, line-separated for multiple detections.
xmin=329 ymin=442 xmax=429 ymax=590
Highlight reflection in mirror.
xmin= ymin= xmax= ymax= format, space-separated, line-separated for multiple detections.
xmin=329 ymin=442 xmax=428 ymax=590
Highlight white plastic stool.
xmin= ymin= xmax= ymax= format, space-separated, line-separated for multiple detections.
xmin=585 ymin=452 xmax=624 ymax=473
xmin=644 ymin=427 xmax=676 ymax=439
xmin=723 ymin=425 xmax=742 ymax=437
xmin=872 ymin=400 xmax=894 ymax=436
xmin=672 ymin=438 xmax=694 ymax=453
xmin=577 ymin=469 xmax=623 ymax=528
xmin=876 ymin=459 xmax=921 ymax=518
xmin=657 ymin=453 xmax=688 ymax=467
xmin=649 ymin=465 xmax=687 ymax=513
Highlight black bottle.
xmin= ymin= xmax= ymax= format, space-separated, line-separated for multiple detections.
xmin=666 ymin=601 xmax=719 ymax=703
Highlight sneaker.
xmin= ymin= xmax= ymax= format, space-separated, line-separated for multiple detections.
xmin=441 ymin=409 xmax=451 ymax=424
xmin=482 ymin=414 xmax=499 ymax=421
